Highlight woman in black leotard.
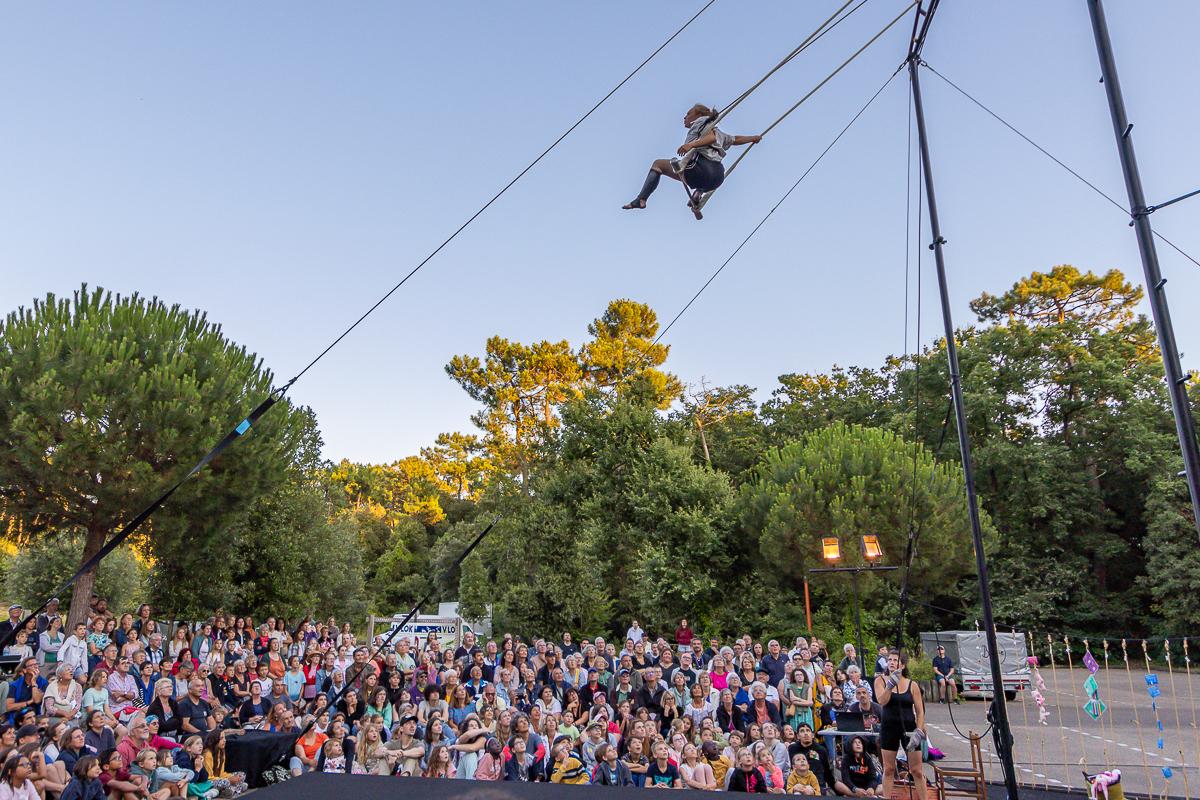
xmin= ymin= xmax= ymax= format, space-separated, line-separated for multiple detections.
xmin=873 ymin=650 xmax=928 ymax=800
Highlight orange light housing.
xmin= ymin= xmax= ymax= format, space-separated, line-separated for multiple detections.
xmin=822 ymin=537 xmax=842 ymax=562
xmin=861 ymin=534 xmax=884 ymax=562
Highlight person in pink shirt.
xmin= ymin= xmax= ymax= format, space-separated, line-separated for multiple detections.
xmin=105 ymin=657 xmax=139 ymax=721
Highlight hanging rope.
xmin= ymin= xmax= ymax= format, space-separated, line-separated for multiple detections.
xmin=1186 ymin=640 xmax=1200 ymax=791
xmin=1029 ymin=632 xmax=1050 ymax=790
xmin=674 ymin=0 xmax=872 ymax=215
xmin=1144 ymin=640 xmax=1170 ymax=799
xmin=1163 ymin=641 xmax=1193 ymax=799
xmin=1085 ymin=638 xmax=1114 ymax=769
xmin=1048 ymin=636 xmax=1072 ymax=785
xmin=652 ymin=68 xmax=903 ymax=349
xmin=894 ymin=73 xmax=926 ymax=652
xmin=694 ymin=1 xmax=917 ymax=211
xmin=1065 ymin=636 xmax=1091 ymax=774
xmin=1101 ymin=641 xmax=1121 ymax=771
xmin=716 ymin=0 xmax=866 ymax=124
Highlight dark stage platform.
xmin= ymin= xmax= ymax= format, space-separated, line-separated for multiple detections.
xmin=253 ymin=772 xmax=1172 ymax=800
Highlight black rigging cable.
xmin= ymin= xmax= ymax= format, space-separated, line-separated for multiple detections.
xmin=0 ymin=0 xmax=720 ymax=652
xmin=716 ymin=0 xmax=871 ymax=122
xmin=284 ymin=0 xmax=720 ymax=388
xmin=903 ymin=78 xmax=914 ymax=358
xmin=920 ymin=61 xmax=1200 ymax=272
xmin=895 ymin=72 xmax=926 ymax=653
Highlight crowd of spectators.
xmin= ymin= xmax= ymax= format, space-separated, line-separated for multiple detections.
xmin=0 ymin=599 xmax=954 ymax=796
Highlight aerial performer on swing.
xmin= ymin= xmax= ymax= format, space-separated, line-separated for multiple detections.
xmin=622 ymin=103 xmax=761 ymax=214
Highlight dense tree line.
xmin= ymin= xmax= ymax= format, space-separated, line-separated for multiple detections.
xmin=1 ymin=269 xmax=1196 ymax=642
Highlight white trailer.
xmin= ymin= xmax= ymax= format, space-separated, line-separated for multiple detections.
xmin=920 ymin=630 xmax=1030 ymax=700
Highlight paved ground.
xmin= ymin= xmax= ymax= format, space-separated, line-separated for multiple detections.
xmin=923 ymin=668 xmax=1200 ymax=798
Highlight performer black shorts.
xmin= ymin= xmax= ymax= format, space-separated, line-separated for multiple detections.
xmin=880 ymin=721 xmax=906 ymax=752
xmin=684 ymin=156 xmax=725 ymax=192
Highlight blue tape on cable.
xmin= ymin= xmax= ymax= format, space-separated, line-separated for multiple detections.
xmin=235 ymin=419 xmax=251 ymax=435
xmin=1163 ymin=767 xmax=1173 ymax=779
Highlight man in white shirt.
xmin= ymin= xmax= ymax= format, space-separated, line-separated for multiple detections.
xmin=626 ymin=621 xmax=644 ymax=645
xmin=59 ymin=622 xmax=89 ymax=679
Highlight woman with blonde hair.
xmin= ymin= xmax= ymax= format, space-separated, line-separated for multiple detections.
xmin=167 ymin=625 xmax=191 ymax=662
xmin=679 ymin=742 xmax=717 ymax=790
xmin=353 ymin=721 xmax=396 ymax=776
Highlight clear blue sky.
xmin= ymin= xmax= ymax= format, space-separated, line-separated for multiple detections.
xmin=4 ymin=1 xmax=1199 ymax=464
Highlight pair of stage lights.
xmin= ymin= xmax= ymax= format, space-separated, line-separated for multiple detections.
xmin=821 ymin=534 xmax=884 ymax=563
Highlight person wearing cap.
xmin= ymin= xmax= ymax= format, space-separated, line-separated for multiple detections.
xmin=575 ymin=721 xmax=605 ymax=769
xmin=931 ymin=645 xmax=957 ymax=704
xmin=590 ymin=691 xmax=614 ymax=724
xmin=14 ymin=723 xmax=39 ymax=749
xmin=384 ymin=714 xmax=424 ymax=776
xmin=0 ymin=605 xmax=24 ymax=647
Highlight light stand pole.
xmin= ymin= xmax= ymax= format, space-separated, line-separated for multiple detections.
xmin=1086 ymin=0 xmax=1200 ymax=542
xmin=809 ymin=564 xmax=899 ymax=673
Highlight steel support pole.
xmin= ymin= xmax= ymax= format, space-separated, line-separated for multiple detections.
xmin=908 ymin=57 xmax=1021 ymax=800
xmin=804 ymin=578 xmax=813 ymax=633
xmin=851 ymin=570 xmax=865 ymax=674
xmin=1086 ymin=0 xmax=1200 ymax=542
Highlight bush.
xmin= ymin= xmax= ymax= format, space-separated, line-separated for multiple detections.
xmin=906 ymin=654 xmax=934 ymax=682
xmin=6 ymin=534 xmax=148 ymax=613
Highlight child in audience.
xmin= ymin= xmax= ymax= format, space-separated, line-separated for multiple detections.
xmin=322 ymin=739 xmax=347 ymax=774
xmin=786 ymin=753 xmax=821 ymax=795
